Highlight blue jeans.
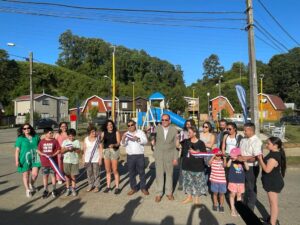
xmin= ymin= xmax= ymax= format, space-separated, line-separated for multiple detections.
xmin=127 ymin=154 xmax=146 ymax=190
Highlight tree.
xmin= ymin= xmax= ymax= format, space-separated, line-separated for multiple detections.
xmin=203 ymin=54 xmax=224 ymax=81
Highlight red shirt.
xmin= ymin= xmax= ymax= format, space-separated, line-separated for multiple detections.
xmin=209 ymin=159 xmax=226 ymax=184
xmin=38 ymin=139 xmax=60 ymax=167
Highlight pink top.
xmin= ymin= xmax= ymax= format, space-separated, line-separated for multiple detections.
xmin=55 ymin=133 xmax=68 ymax=146
xmin=209 ymin=159 xmax=226 ymax=184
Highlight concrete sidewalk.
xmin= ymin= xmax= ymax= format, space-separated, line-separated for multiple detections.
xmin=0 ymin=142 xmax=299 ymax=225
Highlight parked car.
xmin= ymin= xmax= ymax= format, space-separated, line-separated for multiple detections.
xmin=92 ymin=116 xmax=107 ymax=127
xmin=35 ymin=118 xmax=58 ymax=129
xmin=280 ymin=116 xmax=300 ymax=125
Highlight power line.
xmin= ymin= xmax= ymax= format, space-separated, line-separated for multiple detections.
xmin=254 ymin=19 xmax=289 ymax=51
xmin=0 ymin=0 xmax=244 ymax=14
xmin=256 ymin=0 xmax=300 ymax=46
xmin=255 ymin=34 xmax=284 ymax=53
xmin=0 ymin=8 xmax=245 ymax=30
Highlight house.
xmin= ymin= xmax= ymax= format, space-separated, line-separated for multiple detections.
xmin=13 ymin=93 xmax=69 ymax=124
xmin=183 ymin=96 xmax=199 ymax=117
xmin=210 ymin=96 xmax=235 ymax=121
xmin=258 ymin=93 xmax=286 ymax=121
xmin=119 ymin=96 xmax=147 ymax=122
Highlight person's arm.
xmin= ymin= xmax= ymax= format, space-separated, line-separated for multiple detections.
xmin=208 ymin=155 xmax=215 ymax=166
xmin=115 ymin=131 xmax=121 ymax=147
xmin=98 ymin=145 xmax=103 ymax=166
xmin=257 ymin=155 xmax=278 ymax=173
xmin=139 ymin=131 xmax=148 ymax=145
xmin=223 ymin=157 xmax=227 ymax=168
xmin=15 ymin=147 xmax=20 ymax=167
xmin=237 ymin=155 xmax=256 ymax=162
xmin=243 ymin=160 xmax=250 ymax=171
xmin=227 ymin=158 xmax=232 ymax=167
xmin=82 ymin=140 xmax=87 ymax=163
xmin=221 ymin=135 xmax=227 ymax=154
xmin=121 ymin=132 xmax=127 ymax=146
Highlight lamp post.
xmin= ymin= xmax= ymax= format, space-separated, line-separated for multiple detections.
xmin=111 ymin=46 xmax=116 ymax=122
xmin=217 ymin=75 xmax=223 ymax=120
xmin=207 ymin=92 xmax=210 ymax=119
xmin=192 ymin=87 xmax=195 ymax=119
xmin=7 ymin=43 xmax=34 ymax=127
xmin=259 ymin=74 xmax=265 ymax=126
xmin=132 ymin=81 xmax=135 ymax=118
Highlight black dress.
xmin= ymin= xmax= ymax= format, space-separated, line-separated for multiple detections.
xmin=261 ymin=151 xmax=284 ymax=193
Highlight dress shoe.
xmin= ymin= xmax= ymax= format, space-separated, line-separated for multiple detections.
xmin=155 ymin=196 xmax=162 ymax=202
xmin=141 ymin=189 xmax=149 ymax=195
xmin=166 ymin=194 xmax=175 ymax=201
xmin=127 ymin=189 xmax=137 ymax=196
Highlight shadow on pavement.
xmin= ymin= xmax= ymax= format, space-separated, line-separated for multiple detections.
xmin=256 ymin=199 xmax=270 ymax=221
xmin=160 ymin=216 xmax=175 ymax=225
xmin=186 ymin=204 xmax=219 ymax=225
xmin=0 ymin=185 xmax=19 ymax=195
xmin=0 ymin=171 xmax=17 ymax=178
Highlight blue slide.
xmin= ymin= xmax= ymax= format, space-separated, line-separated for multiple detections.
xmin=152 ymin=107 xmax=186 ymax=128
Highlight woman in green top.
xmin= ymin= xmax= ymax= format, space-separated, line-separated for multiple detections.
xmin=15 ymin=123 xmax=41 ymax=197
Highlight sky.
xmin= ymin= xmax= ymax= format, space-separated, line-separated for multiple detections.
xmin=0 ymin=0 xmax=299 ymax=85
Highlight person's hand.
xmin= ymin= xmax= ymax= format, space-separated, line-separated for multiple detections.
xmin=237 ymin=155 xmax=244 ymax=162
xmin=172 ymin=159 xmax=178 ymax=166
xmin=109 ymin=144 xmax=114 ymax=148
xmin=98 ymin=159 xmax=102 ymax=166
xmin=257 ymin=154 xmax=263 ymax=161
xmin=15 ymin=161 xmax=19 ymax=167
xmin=122 ymin=133 xmax=127 ymax=142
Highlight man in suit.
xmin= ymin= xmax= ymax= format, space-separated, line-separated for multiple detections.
xmin=151 ymin=114 xmax=179 ymax=203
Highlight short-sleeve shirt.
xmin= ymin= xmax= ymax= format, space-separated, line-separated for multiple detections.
xmin=228 ymin=161 xmax=246 ymax=183
xmin=62 ymin=139 xmax=80 ymax=164
xmin=38 ymin=139 xmax=60 ymax=167
xmin=209 ymin=159 xmax=226 ymax=184
xmin=240 ymin=135 xmax=262 ymax=166
xmin=182 ymin=139 xmax=206 ymax=172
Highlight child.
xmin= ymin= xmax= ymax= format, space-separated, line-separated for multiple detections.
xmin=61 ymin=128 xmax=81 ymax=197
xmin=209 ymin=147 xmax=227 ymax=213
xmin=257 ymin=137 xmax=286 ymax=225
xmin=83 ymin=125 xmax=102 ymax=193
xmin=37 ymin=127 xmax=61 ymax=198
xmin=227 ymin=147 xmax=249 ymax=217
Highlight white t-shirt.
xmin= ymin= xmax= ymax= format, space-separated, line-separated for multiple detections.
xmin=62 ymin=139 xmax=81 ymax=164
xmin=84 ymin=137 xmax=100 ymax=163
xmin=240 ymin=135 xmax=262 ymax=166
xmin=225 ymin=136 xmax=238 ymax=155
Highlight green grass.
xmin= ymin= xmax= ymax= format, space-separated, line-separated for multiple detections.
xmin=285 ymin=125 xmax=300 ymax=143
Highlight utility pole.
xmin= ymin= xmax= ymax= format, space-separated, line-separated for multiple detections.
xmin=132 ymin=81 xmax=135 ymax=118
xmin=29 ymin=52 xmax=34 ymax=127
xmin=246 ymin=0 xmax=260 ymax=134
xmin=112 ymin=46 xmax=116 ymax=122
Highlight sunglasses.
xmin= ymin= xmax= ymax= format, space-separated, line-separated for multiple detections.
xmin=227 ymin=128 xmax=232 ymax=131
xmin=162 ymin=119 xmax=169 ymax=122
xmin=23 ymin=127 xmax=30 ymax=130
xmin=127 ymin=124 xmax=135 ymax=127
xmin=203 ymin=126 xmax=208 ymax=128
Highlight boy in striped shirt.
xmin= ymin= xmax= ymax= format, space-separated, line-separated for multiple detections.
xmin=209 ymin=148 xmax=227 ymax=213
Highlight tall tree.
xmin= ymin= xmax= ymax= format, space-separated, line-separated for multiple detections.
xmin=202 ymin=54 xmax=224 ymax=81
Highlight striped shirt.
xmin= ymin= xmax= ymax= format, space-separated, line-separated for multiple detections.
xmin=209 ymin=159 xmax=226 ymax=184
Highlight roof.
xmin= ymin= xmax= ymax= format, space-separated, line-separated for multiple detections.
xmin=259 ymin=93 xmax=286 ymax=110
xmin=81 ymin=95 xmax=107 ymax=112
xmin=14 ymin=93 xmax=69 ymax=101
xmin=149 ymin=92 xmax=165 ymax=100
xmin=210 ymin=95 xmax=235 ymax=112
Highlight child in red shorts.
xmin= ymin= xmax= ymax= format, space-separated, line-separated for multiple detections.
xmin=227 ymin=147 xmax=249 ymax=217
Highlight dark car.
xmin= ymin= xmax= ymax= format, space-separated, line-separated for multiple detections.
xmin=280 ymin=116 xmax=300 ymax=125
xmin=35 ymin=118 xmax=58 ymax=129
xmin=92 ymin=116 xmax=107 ymax=127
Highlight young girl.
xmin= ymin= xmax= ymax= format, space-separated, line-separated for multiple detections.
xmin=209 ymin=148 xmax=227 ymax=213
xmin=257 ymin=137 xmax=286 ymax=225
xmin=227 ymin=147 xmax=249 ymax=217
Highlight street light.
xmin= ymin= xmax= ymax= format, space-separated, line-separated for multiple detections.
xmin=217 ymin=75 xmax=223 ymax=120
xmin=132 ymin=81 xmax=135 ymax=118
xmin=7 ymin=42 xmax=34 ymax=127
xmin=111 ymin=46 xmax=116 ymax=122
xmin=207 ymin=92 xmax=210 ymax=119
xmin=259 ymin=74 xmax=265 ymax=126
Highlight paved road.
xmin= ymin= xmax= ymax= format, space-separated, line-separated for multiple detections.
xmin=0 ymin=128 xmax=299 ymax=225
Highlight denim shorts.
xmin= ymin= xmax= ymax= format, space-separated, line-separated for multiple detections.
xmin=42 ymin=167 xmax=55 ymax=175
xmin=210 ymin=182 xmax=227 ymax=194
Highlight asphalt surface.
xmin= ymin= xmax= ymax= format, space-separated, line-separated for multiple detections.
xmin=0 ymin=128 xmax=299 ymax=225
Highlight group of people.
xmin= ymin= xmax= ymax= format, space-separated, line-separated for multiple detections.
xmin=15 ymin=117 xmax=286 ymax=225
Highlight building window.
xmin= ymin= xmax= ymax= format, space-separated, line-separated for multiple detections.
xmin=41 ymin=113 xmax=50 ymax=118
xmin=42 ymin=100 xmax=49 ymax=105
xmin=108 ymin=102 xmax=112 ymax=107
xmin=122 ymin=102 xmax=128 ymax=109
xmin=91 ymin=101 xmax=98 ymax=107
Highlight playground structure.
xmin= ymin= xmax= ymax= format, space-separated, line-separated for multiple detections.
xmin=137 ymin=92 xmax=186 ymax=129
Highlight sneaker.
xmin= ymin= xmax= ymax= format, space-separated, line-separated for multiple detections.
xmin=212 ymin=205 xmax=218 ymax=212
xmin=26 ymin=189 xmax=32 ymax=198
xmin=51 ymin=189 xmax=58 ymax=198
xmin=114 ymin=188 xmax=121 ymax=195
xmin=65 ymin=189 xmax=71 ymax=197
xmin=58 ymin=180 xmax=63 ymax=185
xmin=29 ymin=184 xmax=36 ymax=192
xmin=72 ymin=189 xmax=77 ymax=197
xmin=103 ymin=187 xmax=110 ymax=193
xmin=42 ymin=190 xmax=49 ymax=199
xmin=219 ymin=206 xmax=224 ymax=213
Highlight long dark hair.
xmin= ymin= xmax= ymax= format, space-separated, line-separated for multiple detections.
xmin=18 ymin=123 xmax=36 ymax=137
xmin=102 ymin=119 xmax=117 ymax=133
xmin=188 ymin=126 xmax=199 ymax=139
xmin=183 ymin=119 xmax=196 ymax=131
xmin=203 ymin=121 xmax=213 ymax=133
xmin=268 ymin=136 xmax=286 ymax=177
xmin=58 ymin=122 xmax=68 ymax=134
